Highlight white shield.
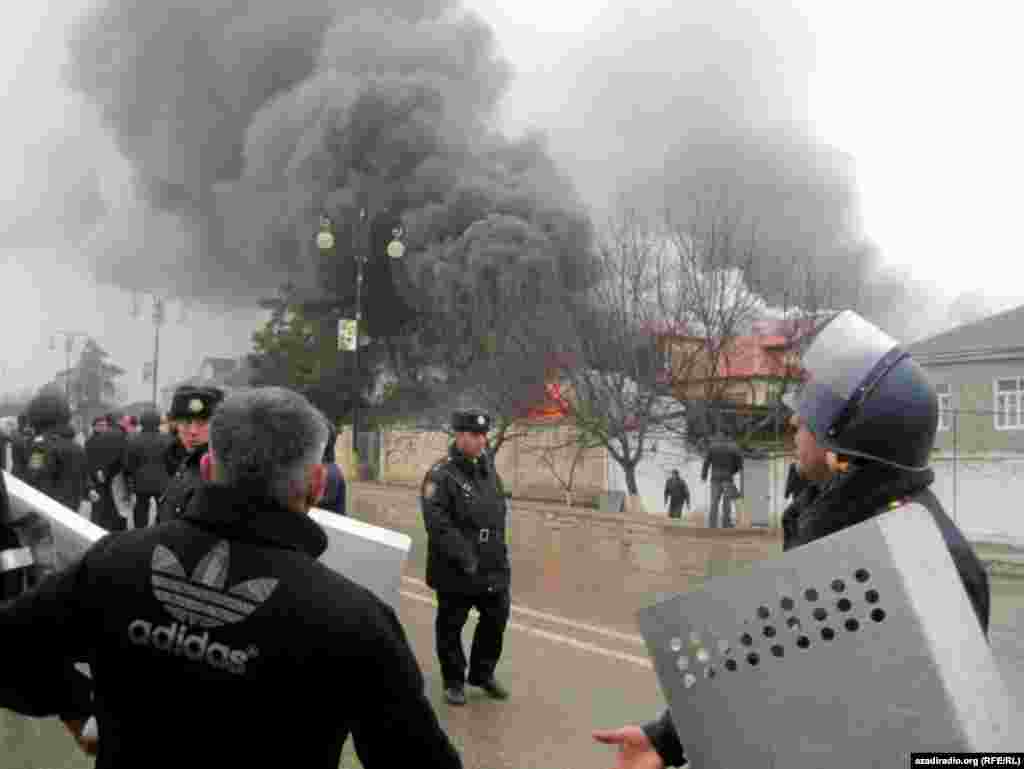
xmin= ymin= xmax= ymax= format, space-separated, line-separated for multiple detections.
xmin=3 ymin=470 xmax=411 ymax=611
xmin=636 ymin=503 xmax=1019 ymax=767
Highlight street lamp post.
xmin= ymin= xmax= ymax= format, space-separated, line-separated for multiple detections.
xmin=133 ymin=293 xmax=167 ymax=410
xmin=317 ymin=199 xmax=405 ymax=478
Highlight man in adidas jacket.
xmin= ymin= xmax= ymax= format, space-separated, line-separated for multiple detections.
xmin=0 ymin=386 xmax=462 ymax=769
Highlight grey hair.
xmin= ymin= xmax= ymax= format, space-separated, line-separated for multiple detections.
xmin=209 ymin=387 xmax=329 ymax=506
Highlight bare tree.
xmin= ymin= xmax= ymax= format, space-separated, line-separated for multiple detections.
xmin=527 ymin=423 xmax=604 ymax=507
xmin=557 ymin=207 xmax=686 ymax=500
xmin=557 ymin=196 xmax=776 ymax=503
xmin=657 ymin=194 xmax=766 ymax=438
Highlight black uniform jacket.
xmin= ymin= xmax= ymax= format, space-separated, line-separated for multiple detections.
xmin=642 ymin=463 xmax=992 ymax=768
xmin=14 ymin=426 xmax=88 ymax=511
xmin=85 ymin=430 xmax=127 ymax=488
xmin=156 ymin=444 xmax=206 ymax=524
xmin=0 ymin=482 xmax=462 ymax=769
xmin=122 ymin=430 xmax=175 ymax=497
xmin=421 ymin=446 xmax=510 ymax=595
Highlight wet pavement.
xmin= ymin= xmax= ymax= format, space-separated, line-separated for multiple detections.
xmin=3 ymin=489 xmax=1022 ymax=768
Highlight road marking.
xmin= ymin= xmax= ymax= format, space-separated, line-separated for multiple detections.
xmin=400 ymin=590 xmax=653 ymax=669
xmin=401 ymin=576 xmax=646 ymax=646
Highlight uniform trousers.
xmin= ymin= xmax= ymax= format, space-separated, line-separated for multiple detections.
xmin=435 ymin=588 xmax=510 ymax=688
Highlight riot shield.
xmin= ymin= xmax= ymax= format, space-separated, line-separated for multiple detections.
xmin=3 ymin=470 xmax=411 ymax=610
xmin=637 ymin=503 xmax=1018 ymax=767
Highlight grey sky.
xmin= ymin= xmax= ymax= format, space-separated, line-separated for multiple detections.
xmin=1 ymin=0 xmax=1022 ymax=403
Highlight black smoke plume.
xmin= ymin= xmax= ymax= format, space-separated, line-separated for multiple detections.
xmin=65 ymin=0 xmax=593 ymax=307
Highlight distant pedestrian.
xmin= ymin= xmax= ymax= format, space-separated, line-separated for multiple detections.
xmin=663 ymin=470 xmax=690 ymax=519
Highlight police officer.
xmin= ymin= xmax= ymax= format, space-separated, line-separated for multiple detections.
xmin=121 ymin=409 xmax=174 ymax=529
xmin=421 ymin=409 xmax=511 ymax=706
xmin=9 ymin=414 xmax=33 ymax=477
xmin=156 ymin=385 xmax=223 ymax=524
xmin=15 ymin=390 xmax=89 ymax=514
xmin=11 ymin=390 xmax=89 ymax=587
xmin=593 ymin=310 xmax=991 ymax=768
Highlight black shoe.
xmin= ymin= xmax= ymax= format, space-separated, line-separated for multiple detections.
xmin=470 ymin=677 xmax=509 ymax=700
xmin=444 ymin=685 xmax=466 ymax=706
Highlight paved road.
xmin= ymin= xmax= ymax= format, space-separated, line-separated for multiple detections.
xmin=3 ymin=498 xmax=1022 ymax=768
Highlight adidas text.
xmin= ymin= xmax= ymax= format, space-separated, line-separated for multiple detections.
xmin=128 ymin=620 xmax=252 ymax=675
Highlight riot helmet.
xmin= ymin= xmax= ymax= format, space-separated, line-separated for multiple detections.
xmin=26 ymin=389 xmax=71 ymax=433
xmin=786 ymin=310 xmax=937 ymax=472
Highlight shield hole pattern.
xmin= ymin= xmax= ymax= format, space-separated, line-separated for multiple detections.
xmin=671 ymin=568 xmax=885 ymax=689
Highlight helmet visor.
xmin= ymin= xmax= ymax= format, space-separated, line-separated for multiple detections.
xmin=793 ymin=311 xmax=901 ymax=440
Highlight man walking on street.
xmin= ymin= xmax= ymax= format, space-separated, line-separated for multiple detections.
xmin=663 ymin=470 xmax=690 ymax=519
xmin=701 ymin=432 xmax=743 ymax=528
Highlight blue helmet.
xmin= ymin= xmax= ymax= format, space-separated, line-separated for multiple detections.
xmin=786 ymin=311 xmax=938 ymax=472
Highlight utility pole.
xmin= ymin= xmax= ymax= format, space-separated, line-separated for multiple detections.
xmin=352 ymin=203 xmax=368 ymax=464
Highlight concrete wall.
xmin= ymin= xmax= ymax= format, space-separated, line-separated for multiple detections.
xmin=334 ymin=426 xmax=1024 ymax=546
xmin=333 ymin=424 xmax=609 ymax=505
xmin=606 ymin=440 xmax=795 ymax=526
xmin=929 ymin=452 xmax=1024 ymax=546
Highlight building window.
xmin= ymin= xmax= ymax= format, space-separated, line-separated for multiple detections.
xmin=935 ymin=384 xmax=953 ymax=431
xmin=995 ymin=378 xmax=1024 ymax=430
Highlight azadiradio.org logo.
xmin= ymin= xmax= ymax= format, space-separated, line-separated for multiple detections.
xmin=128 ymin=540 xmax=278 ymax=676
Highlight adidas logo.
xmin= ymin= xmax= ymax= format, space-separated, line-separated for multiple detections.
xmin=127 ymin=540 xmax=279 ymax=676
xmin=150 ymin=540 xmax=278 ymax=628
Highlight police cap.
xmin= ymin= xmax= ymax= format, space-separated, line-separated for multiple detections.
xmin=169 ymin=385 xmax=224 ymax=421
xmin=451 ymin=409 xmax=491 ymax=434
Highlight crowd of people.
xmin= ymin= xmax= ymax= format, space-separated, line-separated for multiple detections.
xmin=0 ymin=310 xmax=998 ymax=768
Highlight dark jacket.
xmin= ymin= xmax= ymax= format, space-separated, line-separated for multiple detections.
xmin=421 ymin=446 xmax=510 ymax=595
xmin=156 ymin=445 xmax=207 ymax=524
xmin=85 ymin=430 xmax=128 ymax=489
xmin=122 ymin=430 xmax=175 ymax=497
xmin=784 ymin=462 xmax=812 ymax=500
xmin=643 ymin=463 xmax=991 ymax=767
xmin=13 ymin=426 xmax=88 ymax=511
xmin=701 ymin=440 xmax=743 ymax=483
xmin=664 ymin=476 xmax=690 ymax=506
xmin=10 ymin=431 xmax=33 ymax=476
xmin=0 ymin=483 xmax=462 ymax=769
xmin=165 ymin=433 xmax=188 ymax=476
xmin=0 ymin=470 xmax=25 ymax=600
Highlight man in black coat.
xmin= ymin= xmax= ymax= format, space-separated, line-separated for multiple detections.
xmin=11 ymin=390 xmax=89 ymax=587
xmin=157 ymin=385 xmax=224 ymax=524
xmin=122 ymin=409 xmax=174 ymax=529
xmin=700 ymin=432 xmax=743 ymax=528
xmin=84 ymin=414 xmax=128 ymax=531
xmin=421 ymin=409 xmax=511 ymax=706
xmin=663 ymin=470 xmax=690 ymax=519
xmin=594 ymin=311 xmax=992 ymax=768
xmin=0 ymin=386 xmax=462 ymax=768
